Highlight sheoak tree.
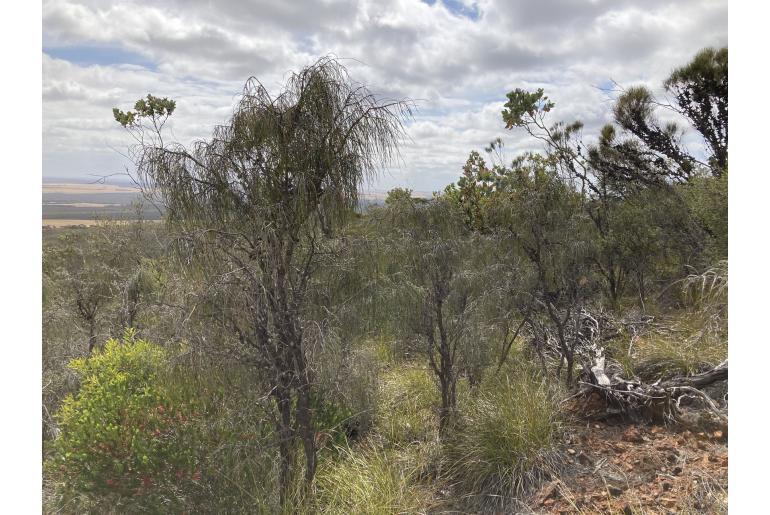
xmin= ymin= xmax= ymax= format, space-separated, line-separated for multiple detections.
xmin=114 ymin=58 xmax=410 ymax=501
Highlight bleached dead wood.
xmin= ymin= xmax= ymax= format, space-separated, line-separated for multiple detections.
xmin=575 ymin=357 xmax=728 ymax=423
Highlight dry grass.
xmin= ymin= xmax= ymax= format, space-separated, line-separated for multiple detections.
xmin=374 ymin=363 xmax=440 ymax=445
xmin=314 ymin=442 xmax=437 ymax=514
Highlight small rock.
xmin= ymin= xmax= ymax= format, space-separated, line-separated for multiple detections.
xmin=567 ymin=448 xmax=577 ymax=455
xmin=713 ymin=430 xmax=724 ymax=440
xmin=672 ymin=466 xmax=683 ymax=475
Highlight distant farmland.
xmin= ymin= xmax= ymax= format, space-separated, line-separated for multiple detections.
xmin=43 ymin=182 xmax=163 ymax=226
xmin=43 ymin=181 xmax=431 ymax=226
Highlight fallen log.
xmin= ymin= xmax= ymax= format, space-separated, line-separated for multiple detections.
xmin=570 ymin=358 xmax=728 ymax=424
xmin=660 ymin=360 xmax=727 ymax=389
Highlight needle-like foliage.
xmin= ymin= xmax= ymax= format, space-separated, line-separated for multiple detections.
xmin=114 ymin=57 xmax=412 ymax=503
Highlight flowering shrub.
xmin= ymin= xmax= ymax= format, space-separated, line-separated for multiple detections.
xmin=49 ymin=330 xmax=200 ymax=503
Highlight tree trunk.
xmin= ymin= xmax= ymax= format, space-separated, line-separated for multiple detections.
xmin=295 ymin=373 xmax=316 ymax=491
xmin=565 ymin=350 xmax=574 ymax=385
xmin=298 ymin=401 xmax=316 ymax=490
xmin=607 ymin=269 xmax=619 ymax=310
xmin=636 ymin=270 xmax=647 ymax=312
xmin=275 ymin=384 xmax=294 ymax=507
xmin=436 ymin=299 xmax=456 ymax=433
xmin=87 ymin=318 xmax=97 ymax=353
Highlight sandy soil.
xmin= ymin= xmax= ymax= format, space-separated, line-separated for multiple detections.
xmin=42 ymin=183 xmax=139 ymax=194
xmin=42 ymin=219 xmax=102 ymax=227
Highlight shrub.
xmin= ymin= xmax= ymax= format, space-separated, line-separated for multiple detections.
xmin=444 ymin=370 xmax=562 ymax=510
xmin=162 ymin=361 xmax=279 ymax=513
xmin=47 ymin=330 xmax=201 ymax=508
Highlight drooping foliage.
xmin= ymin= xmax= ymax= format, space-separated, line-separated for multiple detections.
xmin=113 ymin=56 xmax=412 ymax=500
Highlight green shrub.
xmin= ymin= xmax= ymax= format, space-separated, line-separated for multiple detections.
xmin=47 ymin=330 xmax=201 ymax=508
xmin=444 ymin=370 xmax=562 ymax=510
xmin=163 ymin=361 xmax=279 ymax=513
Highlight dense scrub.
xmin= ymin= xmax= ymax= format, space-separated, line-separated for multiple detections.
xmin=43 ymin=49 xmax=727 ymax=513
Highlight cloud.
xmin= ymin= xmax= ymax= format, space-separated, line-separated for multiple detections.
xmin=42 ymin=0 xmax=727 ymax=190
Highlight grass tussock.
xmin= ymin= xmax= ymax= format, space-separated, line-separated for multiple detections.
xmin=613 ymin=306 xmax=727 ymax=381
xmin=375 ymin=364 xmax=440 ymax=445
xmin=632 ymin=261 xmax=727 ymax=379
xmin=314 ymin=442 xmax=436 ymax=514
xmin=444 ymin=370 xmax=563 ymax=511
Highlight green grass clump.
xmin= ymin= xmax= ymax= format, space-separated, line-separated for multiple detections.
xmin=444 ymin=370 xmax=562 ymax=510
xmin=375 ymin=364 xmax=440 ymax=444
xmin=314 ymin=443 xmax=434 ymax=514
xmin=608 ymin=310 xmax=727 ymax=381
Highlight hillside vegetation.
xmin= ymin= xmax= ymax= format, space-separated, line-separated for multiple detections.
xmin=43 ymin=49 xmax=727 ymax=513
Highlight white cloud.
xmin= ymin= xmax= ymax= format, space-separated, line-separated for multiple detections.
xmin=42 ymin=0 xmax=728 ymax=191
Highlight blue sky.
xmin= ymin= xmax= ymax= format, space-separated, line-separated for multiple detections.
xmin=42 ymin=0 xmax=727 ymax=192
xmin=421 ymin=0 xmax=480 ymax=20
xmin=43 ymin=45 xmax=157 ymax=70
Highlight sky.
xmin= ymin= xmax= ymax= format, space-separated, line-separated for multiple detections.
xmin=42 ymin=0 xmax=727 ymax=193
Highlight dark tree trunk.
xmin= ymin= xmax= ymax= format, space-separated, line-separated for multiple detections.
xmin=87 ymin=318 xmax=97 ymax=353
xmin=294 ymin=338 xmax=317 ymax=491
xmin=296 ymin=387 xmax=316 ymax=489
xmin=435 ymin=298 xmax=456 ymax=433
xmin=607 ymin=269 xmax=619 ymax=309
xmin=636 ymin=270 xmax=647 ymax=312
xmin=275 ymin=384 xmax=294 ymax=507
xmin=546 ymin=302 xmax=574 ymax=386
xmin=565 ymin=350 xmax=574 ymax=385
xmin=125 ymin=303 xmax=137 ymax=329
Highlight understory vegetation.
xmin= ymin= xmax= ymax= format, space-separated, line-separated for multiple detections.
xmin=43 ymin=48 xmax=727 ymax=513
